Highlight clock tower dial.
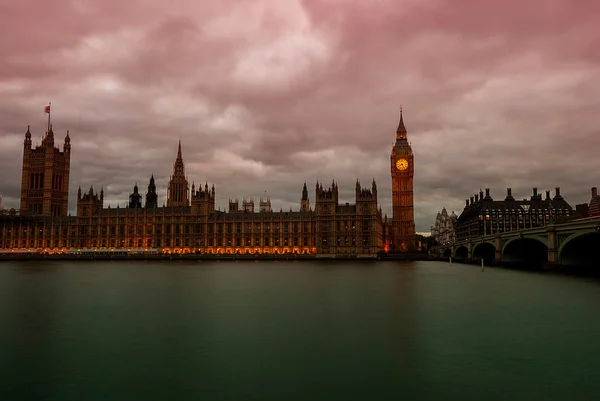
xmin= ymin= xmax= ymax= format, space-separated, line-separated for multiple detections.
xmin=390 ymin=108 xmax=416 ymax=252
xmin=396 ymin=158 xmax=408 ymax=171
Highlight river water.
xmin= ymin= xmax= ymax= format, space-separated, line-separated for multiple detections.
xmin=1 ymin=260 xmax=599 ymax=400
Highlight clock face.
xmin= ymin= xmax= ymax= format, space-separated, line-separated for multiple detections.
xmin=396 ymin=158 xmax=408 ymax=171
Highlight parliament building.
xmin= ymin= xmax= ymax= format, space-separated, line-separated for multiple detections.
xmin=0 ymin=112 xmax=416 ymax=257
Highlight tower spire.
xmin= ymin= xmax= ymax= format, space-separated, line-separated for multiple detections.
xmin=396 ymin=105 xmax=407 ymax=134
xmin=177 ymin=139 xmax=182 ymax=161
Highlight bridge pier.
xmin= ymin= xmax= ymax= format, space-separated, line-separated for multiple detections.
xmin=466 ymin=240 xmax=472 ymax=263
xmin=494 ymin=235 xmax=502 ymax=264
xmin=546 ymin=224 xmax=557 ymax=266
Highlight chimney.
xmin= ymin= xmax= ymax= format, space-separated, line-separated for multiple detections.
xmin=470 ymin=197 xmax=474 ymax=205
xmin=507 ymin=188 xmax=512 ymax=196
xmin=545 ymin=190 xmax=551 ymax=200
xmin=593 ymin=187 xmax=598 ymax=197
xmin=479 ymin=189 xmax=484 ymax=199
xmin=485 ymin=188 xmax=490 ymax=198
xmin=465 ymin=199 xmax=469 ymax=207
xmin=475 ymin=194 xmax=479 ymax=202
xmin=533 ymin=188 xmax=538 ymax=198
xmin=553 ymin=187 xmax=563 ymax=200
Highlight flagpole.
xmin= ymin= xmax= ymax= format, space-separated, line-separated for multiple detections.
xmin=47 ymin=102 xmax=51 ymax=132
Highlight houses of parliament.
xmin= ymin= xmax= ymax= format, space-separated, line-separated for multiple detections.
xmin=0 ymin=112 xmax=416 ymax=257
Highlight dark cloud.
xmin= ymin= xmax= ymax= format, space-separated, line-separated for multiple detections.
xmin=1 ymin=0 xmax=599 ymax=233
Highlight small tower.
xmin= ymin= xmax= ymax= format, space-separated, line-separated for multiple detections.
xmin=228 ymin=198 xmax=240 ymax=212
xmin=166 ymin=140 xmax=190 ymax=207
xmin=145 ymin=174 xmax=158 ymax=208
xmin=191 ymin=181 xmax=216 ymax=215
xmin=129 ymin=183 xmax=142 ymax=208
xmin=260 ymin=192 xmax=272 ymax=213
xmin=242 ymin=197 xmax=255 ymax=213
xmin=300 ymin=182 xmax=310 ymax=212
xmin=77 ymin=185 xmax=103 ymax=217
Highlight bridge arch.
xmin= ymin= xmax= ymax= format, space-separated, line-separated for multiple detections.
xmin=558 ymin=230 xmax=600 ymax=269
xmin=472 ymin=242 xmax=496 ymax=265
xmin=443 ymin=248 xmax=452 ymax=258
xmin=502 ymin=237 xmax=548 ymax=268
xmin=454 ymin=246 xmax=468 ymax=260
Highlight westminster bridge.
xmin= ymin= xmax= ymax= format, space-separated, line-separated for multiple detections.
xmin=439 ymin=217 xmax=600 ymax=268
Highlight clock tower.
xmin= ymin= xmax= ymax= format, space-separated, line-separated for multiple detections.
xmin=390 ymin=108 xmax=416 ymax=252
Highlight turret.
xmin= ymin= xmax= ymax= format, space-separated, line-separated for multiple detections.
xmin=42 ymin=124 xmax=55 ymax=148
xmin=300 ymin=182 xmax=310 ymax=212
xmin=24 ymin=125 xmax=32 ymax=149
xmin=372 ymin=178 xmax=377 ymax=201
xmin=259 ymin=194 xmax=272 ymax=213
xmin=145 ymin=174 xmax=158 ymax=208
xmin=128 ymin=182 xmax=142 ymax=208
xmin=191 ymin=181 xmax=216 ymax=215
xmin=229 ymin=199 xmax=239 ymax=212
xmin=77 ymin=185 xmax=103 ymax=217
xmin=63 ymin=130 xmax=71 ymax=153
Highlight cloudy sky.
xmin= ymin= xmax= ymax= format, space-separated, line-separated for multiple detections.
xmin=1 ymin=0 xmax=599 ymax=233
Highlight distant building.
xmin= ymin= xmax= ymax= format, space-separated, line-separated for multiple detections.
xmin=455 ymin=187 xmax=575 ymax=241
xmin=589 ymin=187 xmax=600 ymax=217
xmin=0 ymin=192 xmax=4 ymax=211
xmin=431 ymin=207 xmax=457 ymax=245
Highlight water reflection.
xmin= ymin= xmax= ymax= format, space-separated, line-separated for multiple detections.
xmin=1 ymin=261 xmax=599 ymax=400
xmin=2 ymin=262 xmax=61 ymax=399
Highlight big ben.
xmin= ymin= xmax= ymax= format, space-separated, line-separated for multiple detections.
xmin=390 ymin=108 xmax=416 ymax=252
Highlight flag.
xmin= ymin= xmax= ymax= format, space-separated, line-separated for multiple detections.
xmin=44 ymin=105 xmax=51 ymax=114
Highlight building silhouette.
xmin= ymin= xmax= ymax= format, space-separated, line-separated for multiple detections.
xmin=1 ymin=113 xmax=418 ymax=256
xmin=455 ymin=188 xmax=575 ymax=241
xmin=589 ymin=187 xmax=600 ymax=217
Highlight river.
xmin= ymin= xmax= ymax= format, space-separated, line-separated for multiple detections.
xmin=1 ymin=260 xmax=599 ymax=400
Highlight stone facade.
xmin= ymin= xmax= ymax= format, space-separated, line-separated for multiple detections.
xmin=431 ymin=207 xmax=457 ymax=246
